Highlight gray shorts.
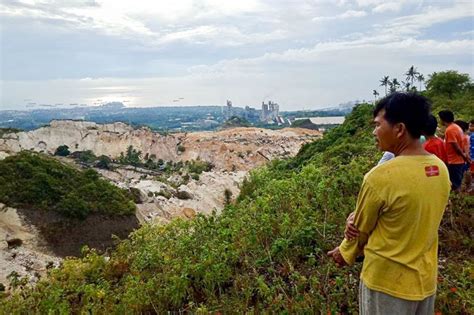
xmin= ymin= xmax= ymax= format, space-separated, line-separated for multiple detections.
xmin=359 ymin=281 xmax=435 ymax=315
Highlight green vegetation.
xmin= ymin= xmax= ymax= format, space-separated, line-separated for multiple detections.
xmin=0 ymin=152 xmax=136 ymax=219
xmin=0 ymin=73 xmax=472 ymax=313
xmin=119 ymin=145 xmax=142 ymax=166
xmin=54 ymin=145 xmax=70 ymax=157
xmin=426 ymin=71 xmax=474 ymax=120
xmin=0 ymin=128 xmax=22 ymax=137
xmin=187 ymin=159 xmax=213 ymax=175
xmin=71 ymin=150 xmax=97 ymax=164
xmin=291 ymin=119 xmax=318 ymax=130
xmin=222 ymin=116 xmax=251 ymax=128
xmin=375 ymin=68 xmax=473 ymax=121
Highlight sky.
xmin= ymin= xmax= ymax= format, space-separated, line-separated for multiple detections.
xmin=0 ymin=0 xmax=473 ymax=111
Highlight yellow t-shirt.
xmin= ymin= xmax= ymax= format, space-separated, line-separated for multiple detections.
xmin=339 ymin=155 xmax=450 ymax=301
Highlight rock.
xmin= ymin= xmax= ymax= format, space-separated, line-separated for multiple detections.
xmin=182 ymin=208 xmax=196 ymax=219
xmin=176 ymin=190 xmax=193 ymax=200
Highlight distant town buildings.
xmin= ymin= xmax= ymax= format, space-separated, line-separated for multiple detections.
xmin=225 ymin=100 xmax=233 ymax=119
xmin=260 ymin=100 xmax=279 ymax=122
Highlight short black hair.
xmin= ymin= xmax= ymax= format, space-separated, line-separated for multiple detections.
xmin=454 ymin=120 xmax=469 ymax=132
xmin=470 ymin=119 xmax=474 ymax=125
xmin=423 ymin=114 xmax=438 ymax=136
xmin=374 ymin=92 xmax=431 ymax=139
xmin=438 ymin=110 xmax=454 ymax=123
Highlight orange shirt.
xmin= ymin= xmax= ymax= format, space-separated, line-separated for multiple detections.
xmin=444 ymin=123 xmax=464 ymax=164
xmin=462 ymin=135 xmax=469 ymax=157
xmin=423 ymin=137 xmax=447 ymax=163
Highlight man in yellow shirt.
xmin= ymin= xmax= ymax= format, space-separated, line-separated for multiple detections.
xmin=328 ymin=92 xmax=450 ymax=314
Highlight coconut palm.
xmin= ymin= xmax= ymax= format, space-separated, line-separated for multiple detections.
xmin=405 ymin=66 xmax=419 ymax=87
xmin=390 ymin=78 xmax=400 ymax=93
xmin=416 ymin=73 xmax=425 ymax=91
xmin=402 ymin=81 xmax=411 ymax=92
xmin=380 ymin=76 xmax=390 ymax=95
xmin=373 ymin=89 xmax=379 ymax=103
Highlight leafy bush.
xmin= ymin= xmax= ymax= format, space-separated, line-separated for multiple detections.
xmin=187 ymin=160 xmax=213 ymax=175
xmin=0 ymin=152 xmax=136 ymax=219
xmin=71 ymin=150 xmax=97 ymax=164
xmin=96 ymin=155 xmax=112 ymax=170
xmin=54 ymin=145 xmax=70 ymax=157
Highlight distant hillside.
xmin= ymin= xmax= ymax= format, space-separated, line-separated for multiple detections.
xmin=0 ymin=152 xmax=136 ymax=219
xmin=0 ymin=104 xmax=232 ymax=132
xmin=221 ymin=116 xmax=251 ymax=128
xmin=290 ymin=118 xmax=318 ymax=130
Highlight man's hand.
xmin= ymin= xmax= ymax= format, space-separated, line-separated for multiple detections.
xmin=344 ymin=212 xmax=359 ymax=241
xmin=327 ymin=247 xmax=347 ymax=267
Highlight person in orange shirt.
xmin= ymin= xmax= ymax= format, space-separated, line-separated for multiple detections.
xmin=423 ymin=115 xmax=447 ymax=163
xmin=438 ymin=110 xmax=470 ymax=192
xmin=455 ymin=120 xmax=471 ymax=190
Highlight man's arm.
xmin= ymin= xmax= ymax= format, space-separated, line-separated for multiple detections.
xmin=329 ymin=179 xmax=384 ymax=266
xmin=450 ymin=142 xmax=470 ymax=163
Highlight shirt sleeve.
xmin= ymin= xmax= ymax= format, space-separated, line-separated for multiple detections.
xmin=445 ymin=127 xmax=457 ymax=143
xmin=339 ymin=177 xmax=385 ymax=265
xmin=377 ymin=152 xmax=395 ymax=165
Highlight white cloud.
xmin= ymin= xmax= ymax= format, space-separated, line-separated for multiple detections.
xmin=372 ymin=2 xmax=402 ymax=13
xmin=312 ymin=9 xmax=367 ymax=22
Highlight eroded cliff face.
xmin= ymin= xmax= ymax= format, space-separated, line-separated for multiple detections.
xmin=0 ymin=122 xmax=321 ymax=288
xmin=0 ymin=120 xmax=321 ymax=171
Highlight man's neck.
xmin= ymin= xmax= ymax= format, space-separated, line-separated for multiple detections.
xmin=393 ymin=138 xmax=428 ymax=156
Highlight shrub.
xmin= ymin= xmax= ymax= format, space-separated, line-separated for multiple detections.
xmin=96 ymin=155 xmax=112 ymax=170
xmin=54 ymin=145 xmax=70 ymax=157
xmin=0 ymin=152 xmax=136 ymax=219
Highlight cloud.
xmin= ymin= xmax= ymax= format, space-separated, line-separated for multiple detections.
xmin=1 ymin=0 xmax=473 ymax=110
xmin=380 ymin=2 xmax=474 ymax=38
xmin=312 ymin=9 xmax=367 ymax=22
xmin=372 ymin=2 xmax=402 ymax=13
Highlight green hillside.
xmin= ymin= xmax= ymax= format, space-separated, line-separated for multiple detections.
xmin=0 ymin=152 xmax=136 ymax=219
xmin=0 ymin=89 xmax=472 ymax=313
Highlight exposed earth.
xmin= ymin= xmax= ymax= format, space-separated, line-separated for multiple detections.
xmin=0 ymin=122 xmax=321 ymax=289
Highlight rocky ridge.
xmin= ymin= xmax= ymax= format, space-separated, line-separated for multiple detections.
xmin=0 ymin=120 xmax=321 ymax=171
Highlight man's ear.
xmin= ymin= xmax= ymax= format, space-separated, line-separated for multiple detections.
xmin=395 ymin=122 xmax=407 ymax=139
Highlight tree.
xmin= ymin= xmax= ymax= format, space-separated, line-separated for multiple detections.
xmin=426 ymin=71 xmax=471 ymax=99
xmin=96 ymin=155 xmax=112 ymax=170
xmin=372 ymin=90 xmax=379 ymax=103
xmin=54 ymin=145 xmax=70 ymax=157
xmin=380 ymin=76 xmax=390 ymax=95
xmin=416 ymin=73 xmax=425 ymax=91
xmin=389 ymin=78 xmax=400 ymax=93
xmin=405 ymin=65 xmax=419 ymax=87
xmin=402 ymin=81 xmax=411 ymax=92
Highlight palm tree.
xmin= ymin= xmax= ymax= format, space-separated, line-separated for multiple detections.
xmin=390 ymin=78 xmax=400 ymax=93
xmin=405 ymin=66 xmax=419 ymax=87
xmin=416 ymin=73 xmax=425 ymax=91
xmin=402 ymin=81 xmax=411 ymax=92
xmin=373 ymin=89 xmax=379 ymax=103
xmin=380 ymin=76 xmax=390 ymax=95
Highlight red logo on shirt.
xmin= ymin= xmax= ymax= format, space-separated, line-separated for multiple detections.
xmin=425 ymin=165 xmax=440 ymax=177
